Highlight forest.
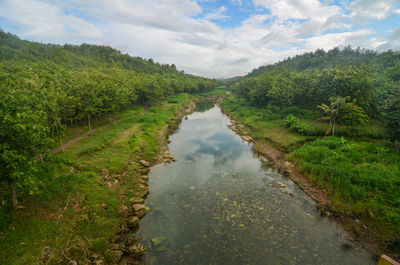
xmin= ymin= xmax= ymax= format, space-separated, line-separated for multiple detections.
xmin=0 ymin=30 xmax=216 ymax=210
xmin=232 ymin=47 xmax=400 ymax=143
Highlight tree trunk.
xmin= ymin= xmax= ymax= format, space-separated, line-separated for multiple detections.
xmin=332 ymin=119 xmax=336 ymax=137
xmin=8 ymin=180 xmax=18 ymax=210
xmin=56 ymin=125 xmax=64 ymax=152
xmin=88 ymin=115 xmax=92 ymax=135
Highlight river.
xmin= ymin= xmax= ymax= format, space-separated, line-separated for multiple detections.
xmin=136 ymin=103 xmax=373 ymax=265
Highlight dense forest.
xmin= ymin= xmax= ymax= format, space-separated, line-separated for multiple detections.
xmin=232 ymin=47 xmax=400 ymax=144
xmin=0 ymin=30 xmax=216 ymax=209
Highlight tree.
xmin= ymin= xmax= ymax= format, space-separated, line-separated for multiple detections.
xmin=317 ymin=96 xmax=347 ymax=136
xmin=385 ymin=86 xmax=400 ymax=149
xmin=0 ymin=92 xmax=52 ymax=209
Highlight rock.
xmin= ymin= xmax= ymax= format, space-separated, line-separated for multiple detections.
xmin=139 ymin=160 xmax=150 ymax=167
xmin=133 ymin=204 xmax=149 ymax=218
xmin=127 ymin=216 xmax=139 ymax=228
xmin=279 ymin=183 xmax=286 ymax=188
xmin=137 ymin=187 xmax=150 ymax=198
xmin=126 ymin=243 xmax=146 ymax=257
xmin=109 ymin=235 xmax=121 ymax=243
xmin=105 ymin=249 xmax=123 ymax=263
xmin=101 ymin=168 xmax=109 ymax=176
xmin=284 ymin=161 xmax=292 ymax=168
xmin=140 ymin=175 xmax=149 ymax=181
xmin=109 ymin=243 xmax=122 ymax=250
xmin=129 ymin=197 xmax=144 ymax=204
xmin=139 ymin=184 xmax=148 ymax=189
xmin=118 ymin=205 xmax=132 ymax=217
xmin=341 ymin=243 xmax=352 ymax=250
xmin=151 ymin=237 xmax=165 ymax=247
xmin=242 ymin=135 xmax=253 ymax=142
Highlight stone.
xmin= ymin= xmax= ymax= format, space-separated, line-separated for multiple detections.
xmin=101 ymin=168 xmax=109 ymax=176
xmin=280 ymin=183 xmax=286 ymax=188
xmin=109 ymin=235 xmax=121 ymax=243
xmin=133 ymin=204 xmax=149 ymax=218
xmin=137 ymin=187 xmax=150 ymax=198
xmin=127 ymin=216 xmax=139 ymax=228
xmin=118 ymin=204 xmax=132 ymax=217
xmin=151 ymin=237 xmax=165 ymax=247
xmin=140 ymin=175 xmax=149 ymax=181
xmin=139 ymin=160 xmax=150 ymax=167
xmin=105 ymin=249 xmax=123 ymax=263
xmin=126 ymin=243 xmax=146 ymax=257
xmin=129 ymin=197 xmax=144 ymax=204
xmin=109 ymin=243 xmax=121 ymax=250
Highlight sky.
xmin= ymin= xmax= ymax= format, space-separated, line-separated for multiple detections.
xmin=0 ymin=0 xmax=399 ymax=78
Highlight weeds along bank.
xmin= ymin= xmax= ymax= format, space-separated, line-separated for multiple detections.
xmin=220 ymin=97 xmax=400 ymax=259
xmin=0 ymin=93 xmax=204 ymax=264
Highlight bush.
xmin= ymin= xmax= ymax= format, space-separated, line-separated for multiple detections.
xmin=284 ymin=114 xmax=307 ymax=134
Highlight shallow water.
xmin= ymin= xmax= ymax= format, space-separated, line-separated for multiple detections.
xmin=136 ymin=104 xmax=373 ymax=265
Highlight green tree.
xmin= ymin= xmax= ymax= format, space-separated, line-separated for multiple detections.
xmin=385 ymin=86 xmax=400 ymax=149
xmin=317 ymin=96 xmax=347 ymax=136
xmin=0 ymin=92 xmax=52 ymax=209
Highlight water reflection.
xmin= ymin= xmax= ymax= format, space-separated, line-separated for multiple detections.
xmin=136 ymin=106 xmax=373 ymax=265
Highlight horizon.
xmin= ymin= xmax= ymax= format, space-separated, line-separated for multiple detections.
xmin=0 ymin=0 xmax=399 ymax=78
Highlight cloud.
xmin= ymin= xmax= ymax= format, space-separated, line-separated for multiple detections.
xmin=0 ymin=0 xmax=101 ymax=42
xmin=203 ymin=6 xmax=229 ymax=20
xmin=0 ymin=0 xmax=398 ymax=78
xmin=349 ymin=0 xmax=399 ymax=22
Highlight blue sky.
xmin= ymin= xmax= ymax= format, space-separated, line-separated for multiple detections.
xmin=0 ymin=0 xmax=399 ymax=78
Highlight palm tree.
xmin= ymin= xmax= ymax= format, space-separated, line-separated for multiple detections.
xmin=317 ymin=96 xmax=346 ymax=136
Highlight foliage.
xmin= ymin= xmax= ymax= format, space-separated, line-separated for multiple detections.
xmin=0 ymin=31 xmax=216 ymax=207
xmin=289 ymin=137 xmax=400 ymax=239
xmin=384 ymin=85 xmax=400 ymax=146
xmin=284 ymin=114 xmax=307 ymax=134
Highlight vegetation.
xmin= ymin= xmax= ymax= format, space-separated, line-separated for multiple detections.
xmin=0 ymin=93 xmax=197 ymax=264
xmin=221 ymin=46 xmax=400 ymax=254
xmin=0 ymin=31 xmax=216 ymax=210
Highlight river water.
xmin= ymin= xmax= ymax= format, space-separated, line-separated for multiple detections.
xmin=136 ymin=103 xmax=373 ymax=265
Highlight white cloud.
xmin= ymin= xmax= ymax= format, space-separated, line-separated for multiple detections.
xmin=0 ymin=0 xmax=398 ymax=78
xmin=203 ymin=6 xmax=229 ymax=20
xmin=349 ymin=0 xmax=399 ymax=22
xmin=0 ymin=0 xmax=101 ymax=42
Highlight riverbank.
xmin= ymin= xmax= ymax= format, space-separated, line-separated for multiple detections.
xmin=0 ymin=92 xmax=221 ymax=264
xmin=219 ymin=97 xmax=400 ymax=261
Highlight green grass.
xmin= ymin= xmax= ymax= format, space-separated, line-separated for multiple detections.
xmin=220 ymin=97 xmax=310 ymax=151
xmin=0 ymin=93 xmax=193 ymax=264
xmin=289 ymin=137 xmax=400 ymax=249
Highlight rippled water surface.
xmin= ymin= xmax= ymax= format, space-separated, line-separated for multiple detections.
xmin=136 ymin=104 xmax=373 ymax=265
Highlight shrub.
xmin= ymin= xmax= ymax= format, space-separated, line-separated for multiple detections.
xmin=284 ymin=114 xmax=308 ymax=134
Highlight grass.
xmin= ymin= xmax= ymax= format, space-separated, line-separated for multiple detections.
xmin=220 ymin=97 xmax=311 ymax=151
xmin=289 ymin=137 xmax=400 ymax=249
xmin=0 ymin=93 xmax=193 ymax=264
xmin=220 ymin=96 xmax=400 ymax=252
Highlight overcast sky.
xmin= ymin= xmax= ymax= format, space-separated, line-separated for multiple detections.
xmin=0 ymin=0 xmax=399 ymax=78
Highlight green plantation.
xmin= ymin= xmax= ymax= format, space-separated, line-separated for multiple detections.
xmin=0 ymin=93 xmax=201 ymax=264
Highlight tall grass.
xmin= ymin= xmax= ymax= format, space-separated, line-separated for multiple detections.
xmin=289 ymin=137 xmax=400 ymax=242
